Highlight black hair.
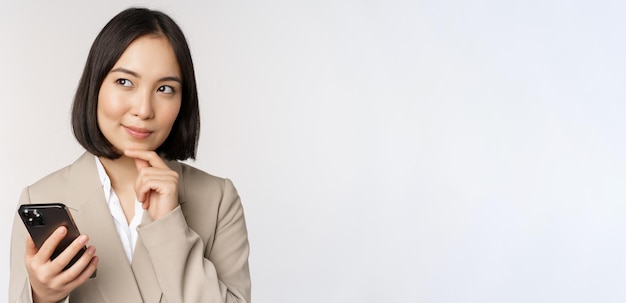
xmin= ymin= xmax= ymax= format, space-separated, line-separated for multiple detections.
xmin=72 ymin=7 xmax=200 ymax=160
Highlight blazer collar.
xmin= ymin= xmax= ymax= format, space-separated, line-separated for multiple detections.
xmin=66 ymin=152 xmax=144 ymax=302
xmin=66 ymin=152 xmax=187 ymax=210
xmin=66 ymin=151 xmax=187 ymax=302
xmin=66 ymin=152 xmax=104 ymax=211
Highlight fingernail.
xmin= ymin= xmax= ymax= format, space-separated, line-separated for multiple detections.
xmin=78 ymin=235 xmax=88 ymax=244
xmin=87 ymin=246 xmax=96 ymax=254
xmin=56 ymin=227 xmax=66 ymax=236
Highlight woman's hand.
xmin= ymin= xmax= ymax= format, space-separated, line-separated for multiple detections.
xmin=25 ymin=226 xmax=98 ymax=303
xmin=125 ymin=150 xmax=180 ymax=221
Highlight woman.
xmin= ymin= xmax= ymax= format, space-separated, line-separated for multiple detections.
xmin=9 ymin=8 xmax=251 ymax=303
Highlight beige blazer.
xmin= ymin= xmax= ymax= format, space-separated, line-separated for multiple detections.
xmin=9 ymin=152 xmax=251 ymax=303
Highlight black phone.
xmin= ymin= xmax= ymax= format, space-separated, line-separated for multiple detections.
xmin=18 ymin=203 xmax=95 ymax=277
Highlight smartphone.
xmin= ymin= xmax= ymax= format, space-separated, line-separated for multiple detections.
xmin=18 ymin=203 xmax=95 ymax=277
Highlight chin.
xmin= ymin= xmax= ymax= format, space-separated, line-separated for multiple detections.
xmin=114 ymin=143 xmax=154 ymax=153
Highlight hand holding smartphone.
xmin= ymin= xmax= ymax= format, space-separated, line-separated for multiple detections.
xmin=18 ymin=203 xmax=96 ymax=278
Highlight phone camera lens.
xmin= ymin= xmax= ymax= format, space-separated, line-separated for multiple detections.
xmin=23 ymin=209 xmax=44 ymax=226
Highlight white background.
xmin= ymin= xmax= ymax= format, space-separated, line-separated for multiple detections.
xmin=1 ymin=0 xmax=625 ymax=302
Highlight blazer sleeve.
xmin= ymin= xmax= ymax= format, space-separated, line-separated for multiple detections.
xmin=9 ymin=187 xmax=71 ymax=303
xmin=136 ymin=178 xmax=251 ymax=303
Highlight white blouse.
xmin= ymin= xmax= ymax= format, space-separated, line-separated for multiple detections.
xmin=94 ymin=156 xmax=144 ymax=263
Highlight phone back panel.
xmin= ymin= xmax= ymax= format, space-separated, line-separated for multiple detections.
xmin=18 ymin=203 xmax=82 ymax=260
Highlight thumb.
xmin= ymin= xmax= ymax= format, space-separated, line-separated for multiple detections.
xmin=134 ymin=158 xmax=150 ymax=203
xmin=134 ymin=158 xmax=150 ymax=171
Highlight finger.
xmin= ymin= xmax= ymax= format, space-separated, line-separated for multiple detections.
xmin=137 ymin=192 xmax=150 ymax=209
xmin=57 ymin=245 xmax=96 ymax=284
xmin=124 ymin=150 xmax=168 ymax=169
xmin=135 ymin=188 xmax=148 ymax=203
xmin=133 ymin=158 xmax=150 ymax=200
xmin=49 ymin=234 xmax=89 ymax=273
xmin=135 ymin=167 xmax=178 ymax=184
xmin=134 ymin=169 xmax=178 ymax=203
xmin=134 ymin=166 xmax=179 ymax=177
xmin=64 ymin=256 xmax=99 ymax=291
xmin=135 ymin=173 xmax=178 ymax=197
xmin=135 ymin=168 xmax=179 ymax=181
xmin=135 ymin=172 xmax=179 ymax=190
xmin=134 ymin=179 xmax=150 ymax=203
xmin=135 ymin=158 xmax=149 ymax=171
xmin=35 ymin=226 xmax=67 ymax=262
xmin=135 ymin=179 xmax=178 ymax=200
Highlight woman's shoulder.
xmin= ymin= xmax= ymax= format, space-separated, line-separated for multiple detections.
xmin=169 ymin=161 xmax=225 ymax=186
xmin=22 ymin=152 xmax=96 ymax=202
xmin=29 ymin=153 xmax=92 ymax=189
xmin=168 ymin=161 xmax=240 ymax=203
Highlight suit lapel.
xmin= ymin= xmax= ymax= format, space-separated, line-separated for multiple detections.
xmin=131 ymin=218 xmax=162 ymax=303
xmin=66 ymin=152 xmax=144 ymax=302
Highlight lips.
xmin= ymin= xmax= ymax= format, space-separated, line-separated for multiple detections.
xmin=124 ymin=125 xmax=152 ymax=139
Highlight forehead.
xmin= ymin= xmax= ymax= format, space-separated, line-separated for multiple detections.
xmin=112 ymin=35 xmax=181 ymax=78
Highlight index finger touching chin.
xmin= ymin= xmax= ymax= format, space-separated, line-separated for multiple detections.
xmin=124 ymin=150 xmax=167 ymax=168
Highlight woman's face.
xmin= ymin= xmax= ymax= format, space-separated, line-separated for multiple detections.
xmin=97 ymin=34 xmax=182 ymax=154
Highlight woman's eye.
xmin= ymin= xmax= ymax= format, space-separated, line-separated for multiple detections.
xmin=157 ymin=85 xmax=175 ymax=94
xmin=116 ymin=79 xmax=133 ymax=87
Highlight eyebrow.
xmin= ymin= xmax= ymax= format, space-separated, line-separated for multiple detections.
xmin=110 ymin=67 xmax=182 ymax=83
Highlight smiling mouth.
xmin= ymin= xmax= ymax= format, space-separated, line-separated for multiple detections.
xmin=124 ymin=126 xmax=152 ymax=139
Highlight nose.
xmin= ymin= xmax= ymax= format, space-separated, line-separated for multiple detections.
xmin=131 ymin=89 xmax=154 ymax=119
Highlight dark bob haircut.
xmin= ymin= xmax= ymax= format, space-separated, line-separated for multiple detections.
xmin=72 ymin=7 xmax=200 ymax=160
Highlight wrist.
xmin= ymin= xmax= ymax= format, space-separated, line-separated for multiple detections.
xmin=32 ymin=289 xmax=66 ymax=303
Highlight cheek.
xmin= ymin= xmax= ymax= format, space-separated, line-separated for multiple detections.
xmin=97 ymin=86 xmax=125 ymax=123
xmin=161 ymin=101 xmax=182 ymax=128
xmin=168 ymin=106 xmax=181 ymax=126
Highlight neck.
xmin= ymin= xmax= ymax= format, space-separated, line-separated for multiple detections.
xmin=99 ymin=155 xmax=138 ymax=190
